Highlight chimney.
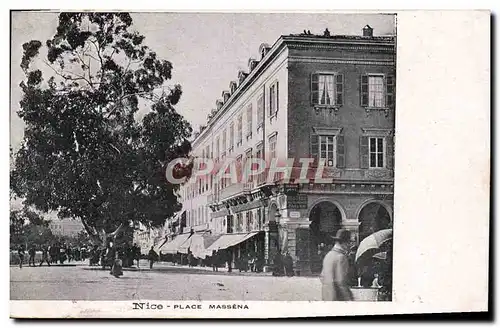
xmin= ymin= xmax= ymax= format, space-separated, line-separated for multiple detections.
xmin=363 ymin=25 xmax=373 ymax=37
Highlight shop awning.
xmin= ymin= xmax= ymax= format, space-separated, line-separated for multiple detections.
xmin=160 ymin=233 xmax=192 ymax=254
xmin=206 ymin=232 xmax=259 ymax=253
xmin=179 ymin=232 xmax=221 ymax=259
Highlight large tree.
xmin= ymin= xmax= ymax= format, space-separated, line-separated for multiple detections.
xmin=11 ymin=13 xmax=193 ymax=246
xmin=10 ymin=207 xmax=52 ymax=247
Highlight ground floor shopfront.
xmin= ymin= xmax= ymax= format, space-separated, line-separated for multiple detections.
xmin=163 ymin=182 xmax=393 ymax=275
xmin=209 ymin=182 xmax=393 ymax=275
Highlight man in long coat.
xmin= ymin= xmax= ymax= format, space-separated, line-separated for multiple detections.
xmin=319 ymin=229 xmax=354 ymax=301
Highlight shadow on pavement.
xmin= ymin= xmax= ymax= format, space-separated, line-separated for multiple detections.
xmin=81 ymin=265 xmax=277 ymax=278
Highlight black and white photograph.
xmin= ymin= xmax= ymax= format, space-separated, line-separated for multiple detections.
xmin=7 ymin=9 xmax=489 ymax=319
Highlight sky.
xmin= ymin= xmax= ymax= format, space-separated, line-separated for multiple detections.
xmin=10 ymin=11 xmax=395 ymax=152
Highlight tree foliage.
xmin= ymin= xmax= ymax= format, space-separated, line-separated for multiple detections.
xmin=11 ymin=13 xmax=193 ymax=245
xmin=10 ymin=207 xmax=52 ymax=247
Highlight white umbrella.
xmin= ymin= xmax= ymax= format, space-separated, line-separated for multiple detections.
xmin=355 ymin=229 xmax=392 ymax=263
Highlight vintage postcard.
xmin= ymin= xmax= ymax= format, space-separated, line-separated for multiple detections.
xmin=9 ymin=10 xmax=490 ymax=318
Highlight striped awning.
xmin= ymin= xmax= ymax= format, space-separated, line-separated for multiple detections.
xmin=160 ymin=233 xmax=192 ymax=254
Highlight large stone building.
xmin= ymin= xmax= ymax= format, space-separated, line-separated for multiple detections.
xmin=49 ymin=218 xmax=85 ymax=238
xmin=168 ymin=25 xmax=395 ymax=274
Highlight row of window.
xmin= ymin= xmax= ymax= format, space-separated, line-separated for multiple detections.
xmin=186 ymin=206 xmax=211 ymax=228
xmin=226 ymin=208 xmax=264 ymax=234
xmin=182 ymin=133 xmax=392 ymax=201
xmin=186 ymin=208 xmax=265 ymax=234
xmin=311 ymin=134 xmax=393 ymax=169
xmin=202 ymin=81 xmax=279 ymax=166
xmin=183 ymin=132 xmax=278 ymax=201
xmin=311 ymin=73 xmax=395 ymax=108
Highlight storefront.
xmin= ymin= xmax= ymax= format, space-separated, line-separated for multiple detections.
xmin=264 ymin=183 xmax=394 ymax=275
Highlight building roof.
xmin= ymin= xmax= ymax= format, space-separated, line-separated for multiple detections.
xmin=192 ymin=30 xmax=395 ymax=147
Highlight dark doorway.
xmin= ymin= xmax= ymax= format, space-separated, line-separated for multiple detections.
xmin=309 ymin=201 xmax=342 ymax=273
xmin=358 ymin=202 xmax=391 ymax=242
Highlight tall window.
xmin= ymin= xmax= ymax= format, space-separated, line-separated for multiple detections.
xmin=222 ymin=129 xmax=227 ymax=158
xmin=369 ymin=137 xmax=384 ymax=168
xmin=245 ymin=148 xmax=253 ymax=183
xmin=369 ymin=75 xmax=384 ymax=108
xmin=205 ymin=146 xmax=210 ymax=190
xmin=236 ymin=213 xmax=242 ymax=232
xmin=215 ymin=136 xmax=220 ymax=161
xmin=237 ymin=115 xmax=243 ymax=145
xmin=319 ymin=136 xmax=336 ymax=167
xmin=311 ymin=73 xmax=344 ymax=106
xmin=311 ymin=133 xmax=340 ymax=167
xmin=361 ymin=74 xmax=395 ymax=108
xmin=201 ymin=149 xmax=205 ymax=192
xmin=246 ymin=212 xmax=251 ymax=232
xmin=236 ymin=155 xmax=242 ymax=184
xmin=269 ymin=134 xmax=277 ymax=160
xmin=246 ymin=104 xmax=253 ymax=139
xmin=257 ymin=94 xmax=264 ymax=128
xmin=269 ymin=82 xmax=279 ymax=117
xmin=229 ymin=122 xmax=234 ymax=152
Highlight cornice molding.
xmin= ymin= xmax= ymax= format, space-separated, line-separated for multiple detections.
xmin=312 ymin=126 xmax=343 ymax=135
xmin=361 ymin=128 xmax=394 ymax=136
xmin=289 ymin=56 xmax=394 ymax=66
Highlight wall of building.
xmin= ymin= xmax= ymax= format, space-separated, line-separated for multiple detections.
xmin=49 ymin=218 xmax=85 ymax=237
xmin=287 ymin=45 xmax=395 ymax=169
xmin=182 ymin=47 xmax=290 ymax=234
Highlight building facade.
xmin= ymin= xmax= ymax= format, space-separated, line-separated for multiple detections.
xmin=177 ymin=26 xmax=395 ymax=274
xmin=49 ymin=218 xmax=85 ymax=238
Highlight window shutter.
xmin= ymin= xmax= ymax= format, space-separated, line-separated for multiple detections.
xmin=335 ymin=74 xmax=344 ymax=106
xmin=385 ymin=136 xmax=394 ymax=169
xmin=386 ymin=75 xmax=395 ymax=108
xmin=360 ymin=75 xmax=369 ymax=107
xmin=360 ymin=136 xmax=369 ymax=169
xmin=310 ymin=133 xmax=319 ymax=166
xmin=311 ymin=73 xmax=319 ymax=105
xmin=336 ymin=135 xmax=345 ymax=168
xmin=276 ymin=82 xmax=279 ymax=114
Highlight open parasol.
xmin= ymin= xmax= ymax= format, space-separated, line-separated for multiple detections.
xmin=355 ymin=229 xmax=392 ymax=263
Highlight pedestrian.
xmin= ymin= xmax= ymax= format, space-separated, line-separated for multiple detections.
xmin=272 ymin=251 xmax=284 ymax=276
xmin=59 ymin=245 xmax=66 ymax=264
xmin=39 ymin=245 xmax=51 ymax=267
xmin=110 ymin=251 xmax=124 ymax=278
xmin=49 ymin=244 xmax=58 ymax=264
xmin=211 ymin=250 xmax=219 ymax=272
xmin=132 ymin=243 xmax=141 ymax=268
xmin=28 ymin=244 xmax=36 ymax=267
xmin=226 ymin=250 xmax=232 ymax=273
xmin=148 ymin=246 xmax=158 ymax=269
xmin=284 ymin=252 xmax=294 ymax=277
xmin=18 ymin=245 xmax=26 ymax=269
xmin=319 ymin=228 xmax=354 ymax=301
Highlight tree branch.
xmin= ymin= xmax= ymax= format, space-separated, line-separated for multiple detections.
xmin=43 ymin=60 xmax=97 ymax=90
xmin=107 ymin=222 xmax=125 ymax=238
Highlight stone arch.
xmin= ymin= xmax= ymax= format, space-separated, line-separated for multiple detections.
xmin=307 ymin=197 xmax=347 ymax=222
xmin=355 ymin=199 xmax=393 ymax=224
xmin=267 ymin=201 xmax=279 ymax=224
xmin=356 ymin=200 xmax=392 ymax=242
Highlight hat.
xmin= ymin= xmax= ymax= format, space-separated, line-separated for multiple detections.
xmin=332 ymin=228 xmax=351 ymax=243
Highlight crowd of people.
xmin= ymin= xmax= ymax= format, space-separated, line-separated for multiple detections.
xmin=15 ymin=243 xmax=92 ymax=268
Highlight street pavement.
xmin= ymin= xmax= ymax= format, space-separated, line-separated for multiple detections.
xmin=10 ymin=260 xmax=322 ymax=301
